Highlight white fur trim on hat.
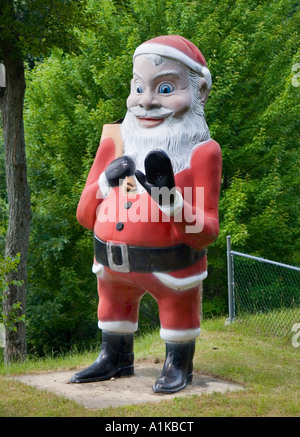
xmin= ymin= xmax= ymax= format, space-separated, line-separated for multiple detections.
xmin=134 ymin=43 xmax=212 ymax=89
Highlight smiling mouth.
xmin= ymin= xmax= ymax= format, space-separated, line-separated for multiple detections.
xmin=137 ymin=117 xmax=166 ymax=128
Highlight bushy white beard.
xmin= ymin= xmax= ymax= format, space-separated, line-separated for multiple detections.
xmin=120 ymin=104 xmax=210 ymax=175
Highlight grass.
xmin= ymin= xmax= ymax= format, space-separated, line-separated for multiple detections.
xmin=234 ymin=307 xmax=300 ymax=338
xmin=0 ymin=318 xmax=299 ymax=417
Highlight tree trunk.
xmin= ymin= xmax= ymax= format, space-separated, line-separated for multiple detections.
xmin=0 ymin=46 xmax=32 ymax=363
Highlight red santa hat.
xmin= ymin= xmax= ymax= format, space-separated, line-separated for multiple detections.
xmin=133 ymin=35 xmax=212 ymax=89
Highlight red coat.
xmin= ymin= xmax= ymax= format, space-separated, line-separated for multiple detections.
xmin=77 ymin=136 xmax=221 ymax=266
xmin=77 ymin=131 xmax=222 ymax=338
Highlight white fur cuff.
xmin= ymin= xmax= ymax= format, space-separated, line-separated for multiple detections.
xmin=98 ymin=320 xmax=138 ymax=334
xmin=159 ymin=189 xmax=183 ymax=217
xmin=98 ymin=171 xmax=111 ymax=199
xmin=160 ymin=327 xmax=201 ymax=342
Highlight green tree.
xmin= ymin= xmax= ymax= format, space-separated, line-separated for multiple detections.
xmin=24 ymin=0 xmax=168 ymax=354
xmin=0 ymin=253 xmax=24 ymax=334
xmin=23 ymin=0 xmax=300 ymax=352
xmin=0 ymin=0 xmax=90 ymax=363
xmin=164 ymin=0 xmax=299 ymax=253
xmin=180 ymin=0 xmax=299 ymax=306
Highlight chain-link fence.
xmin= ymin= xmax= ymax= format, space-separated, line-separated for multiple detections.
xmin=226 ymin=236 xmax=300 ymax=338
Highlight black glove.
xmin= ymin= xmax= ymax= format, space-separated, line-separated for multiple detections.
xmin=105 ymin=155 xmax=136 ymax=187
xmin=135 ymin=150 xmax=176 ymax=206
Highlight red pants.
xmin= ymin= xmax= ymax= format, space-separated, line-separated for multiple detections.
xmin=97 ymin=266 xmax=202 ymax=342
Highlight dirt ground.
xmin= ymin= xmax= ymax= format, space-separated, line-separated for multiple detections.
xmin=11 ymin=362 xmax=244 ymax=410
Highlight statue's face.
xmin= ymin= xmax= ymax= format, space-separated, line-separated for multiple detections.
xmin=126 ymin=56 xmax=193 ymax=128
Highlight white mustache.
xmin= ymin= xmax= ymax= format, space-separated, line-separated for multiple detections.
xmin=129 ymin=106 xmax=174 ymax=119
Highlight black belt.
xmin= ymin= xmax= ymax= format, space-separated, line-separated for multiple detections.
xmin=94 ymin=234 xmax=206 ymax=273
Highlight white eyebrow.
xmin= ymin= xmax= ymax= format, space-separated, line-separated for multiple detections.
xmin=154 ymin=70 xmax=181 ymax=79
xmin=132 ymin=69 xmax=181 ymax=80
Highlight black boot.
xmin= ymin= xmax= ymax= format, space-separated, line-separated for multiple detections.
xmin=69 ymin=331 xmax=134 ymax=383
xmin=153 ymin=340 xmax=195 ymax=394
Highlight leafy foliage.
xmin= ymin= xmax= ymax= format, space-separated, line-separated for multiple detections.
xmin=0 ymin=253 xmax=24 ymax=331
xmin=0 ymin=0 xmax=90 ymax=59
xmin=14 ymin=0 xmax=300 ymax=353
xmin=0 ymin=0 xmax=100 ymax=359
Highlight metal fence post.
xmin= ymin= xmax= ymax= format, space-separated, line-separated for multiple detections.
xmin=226 ymin=235 xmax=235 ymax=324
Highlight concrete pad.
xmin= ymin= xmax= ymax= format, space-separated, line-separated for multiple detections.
xmin=11 ymin=363 xmax=244 ymax=410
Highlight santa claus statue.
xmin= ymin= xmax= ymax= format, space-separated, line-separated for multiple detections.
xmin=70 ymin=35 xmax=222 ymax=394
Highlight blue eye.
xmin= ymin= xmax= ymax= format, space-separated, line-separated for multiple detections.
xmin=159 ymin=83 xmax=174 ymax=94
xmin=135 ymin=82 xmax=143 ymax=94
